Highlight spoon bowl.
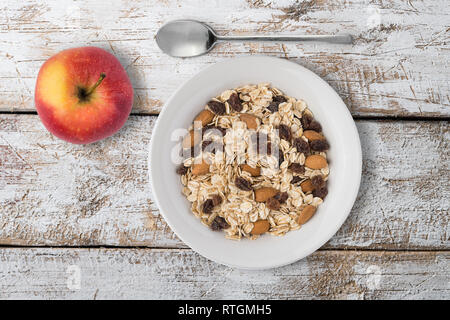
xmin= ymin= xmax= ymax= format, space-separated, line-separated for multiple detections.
xmin=156 ymin=20 xmax=217 ymax=57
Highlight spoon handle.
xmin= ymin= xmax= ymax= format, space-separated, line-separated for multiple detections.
xmin=216 ymin=34 xmax=353 ymax=44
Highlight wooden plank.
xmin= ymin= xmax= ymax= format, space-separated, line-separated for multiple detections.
xmin=0 ymin=248 xmax=448 ymax=299
xmin=0 ymin=0 xmax=449 ymax=117
xmin=0 ymin=115 xmax=448 ymax=249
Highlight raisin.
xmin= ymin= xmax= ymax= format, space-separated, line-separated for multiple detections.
xmin=201 ymin=140 xmax=222 ymax=154
xmin=310 ymin=139 xmax=329 ymax=152
xmin=289 ymin=163 xmax=305 ymax=174
xmin=210 ymin=216 xmax=229 ymax=231
xmin=176 ymin=164 xmax=188 ymax=175
xmin=227 ymin=92 xmax=243 ymax=112
xmin=273 ymin=95 xmax=287 ymax=103
xmin=313 ymin=186 xmax=328 ymax=199
xmin=274 ymin=192 xmax=288 ymax=204
xmin=266 ymin=95 xmax=287 ymax=113
xmin=278 ymin=149 xmax=285 ymax=166
xmin=182 ymin=145 xmax=200 ymax=158
xmin=202 ymin=199 xmax=215 ymax=214
xmin=266 ymin=197 xmax=281 ymax=210
xmin=267 ymin=102 xmax=279 ymax=113
xmin=301 ymin=113 xmax=313 ymax=129
xmin=311 ymin=175 xmax=325 ymax=188
xmin=278 ymin=124 xmax=292 ymax=142
xmin=212 ymin=194 xmax=222 ymax=206
xmin=266 ymin=142 xmax=272 ymax=155
xmin=309 ymin=120 xmax=322 ymax=132
xmin=235 ymin=177 xmax=253 ymax=191
xmin=291 ymin=176 xmax=302 ymax=184
xmin=294 ymin=138 xmax=310 ymax=154
xmin=208 ymin=142 xmax=224 ymax=154
xmin=207 ymin=100 xmax=226 ymax=115
xmin=202 ymin=140 xmax=212 ymax=150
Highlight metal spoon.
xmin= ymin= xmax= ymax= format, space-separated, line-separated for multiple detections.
xmin=156 ymin=19 xmax=353 ymax=58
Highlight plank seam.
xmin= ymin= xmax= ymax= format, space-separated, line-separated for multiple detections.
xmin=0 ymin=111 xmax=449 ymax=121
xmin=0 ymin=244 xmax=447 ymax=252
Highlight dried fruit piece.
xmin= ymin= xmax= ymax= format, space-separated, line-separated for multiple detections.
xmin=181 ymin=145 xmax=200 ymax=159
xmin=303 ymin=130 xmax=325 ymax=141
xmin=191 ymin=160 xmax=210 ymax=175
xmin=300 ymin=179 xmax=314 ymax=193
xmin=311 ymin=175 xmax=325 ymax=188
xmin=211 ymin=216 xmax=229 ymax=230
xmin=202 ymin=199 xmax=214 ymax=214
xmin=212 ymin=194 xmax=223 ymax=206
xmin=267 ymin=102 xmax=279 ymax=113
xmin=293 ymin=138 xmax=310 ymax=154
xmin=241 ymin=164 xmax=261 ymax=177
xmin=313 ymin=187 xmax=328 ymax=199
xmin=235 ymin=177 xmax=253 ymax=191
xmin=266 ymin=197 xmax=281 ymax=210
xmin=228 ymin=92 xmax=243 ymax=112
xmin=266 ymin=95 xmax=287 ymax=113
xmin=202 ymin=140 xmax=212 ymax=150
xmin=254 ymin=187 xmax=279 ymax=202
xmin=310 ymin=139 xmax=330 ymax=152
xmin=207 ymin=100 xmax=226 ymax=115
xmin=305 ymin=155 xmax=327 ymax=169
xmin=202 ymin=195 xmax=223 ymax=215
xmin=273 ymin=95 xmax=287 ymax=103
xmin=309 ymin=120 xmax=322 ymax=132
xmin=278 ymin=124 xmax=292 ymax=142
xmin=194 ymin=109 xmax=215 ymax=127
xmin=274 ymin=192 xmax=288 ymax=204
xmin=251 ymin=220 xmax=270 ymax=235
xmin=239 ymin=113 xmax=258 ymax=130
xmin=300 ymin=113 xmax=313 ymax=129
xmin=288 ymin=163 xmax=305 ymax=174
xmin=266 ymin=142 xmax=272 ymax=155
xmin=176 ymin=164 xmax=188 ymax=175
xmin=202 ymin=140 xmax=224 ymax=154
xmin=278 ymin=149 xmax=285 ymax=166
xmin=291 ymin=176 xmax=302 ymax=184
xmin=297 ymin=205 xmax=317 ymax=224
xmin=182 ymin=130 xmax=201 ymax=149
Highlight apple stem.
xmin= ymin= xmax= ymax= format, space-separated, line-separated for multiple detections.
xmin=86 ymin=73 xmax=106 ymax=95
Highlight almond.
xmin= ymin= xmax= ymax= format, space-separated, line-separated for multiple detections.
xmin=191 ymin=160 xmax=209 ymax=176
xmin=182 ymin=130 xmax=201 ymax=149
xmin=300 ymin=179 xmax=314 ymax=193
xmin=251 ymin=220 xmax=270 ymax=235
xmin=303 ymin=130 xmax=325 ymax=141
xmin=241 ymin=164 xmax=261 ymax=177
xmin=305 ymin=155 xmax=328 ymax=169
xmin=194 ymin=109 xmax=215 ymax=127
xmin=239 ymin=113 xmax=258 ymax=130
xmin=254 ymin=187 xmax=279 ymax=202
xmin=297 ymin=205 xmax=317 ymax=224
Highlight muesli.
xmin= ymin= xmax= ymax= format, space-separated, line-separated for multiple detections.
xmin=176 ymin=84 xmax=330 ymax=240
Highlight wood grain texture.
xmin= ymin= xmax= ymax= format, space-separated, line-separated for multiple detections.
xmin=0 ymin=248 xmax=448 ymax=299
xmin=0 ymin=0 xmax=449 ymax=117
xmin=0 ymin=115 xmax=448 ymax=249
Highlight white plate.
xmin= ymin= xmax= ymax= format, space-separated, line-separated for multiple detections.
xmin=149 ymin=56 xmax=361 ymax=270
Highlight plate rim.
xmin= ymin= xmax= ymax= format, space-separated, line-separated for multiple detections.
xmin=149 ymin=55 xmax=362 ymax=270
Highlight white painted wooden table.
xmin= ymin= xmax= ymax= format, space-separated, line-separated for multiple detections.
xmin=0 ymin=0 xmax=449 ymax=299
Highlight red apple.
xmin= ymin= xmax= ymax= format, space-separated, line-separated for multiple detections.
xmin=35 ymin=47 xmax=134 ymax=144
